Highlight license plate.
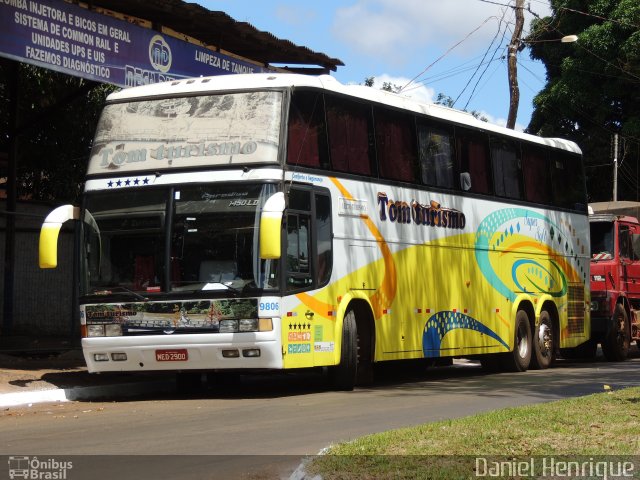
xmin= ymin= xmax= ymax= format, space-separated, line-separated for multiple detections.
xmin=156 ymin=349 xmax=188 ymax=361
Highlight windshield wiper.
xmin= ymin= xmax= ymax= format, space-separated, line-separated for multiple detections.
xmin=89 ymin=286 xmax=149 ymax=302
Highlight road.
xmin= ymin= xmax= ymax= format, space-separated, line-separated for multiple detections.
xmin=2 ymin=354 xmax=640 ymax=479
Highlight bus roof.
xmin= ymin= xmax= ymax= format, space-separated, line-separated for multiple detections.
xmin=107 ymin=73 xmax=581 ymax=155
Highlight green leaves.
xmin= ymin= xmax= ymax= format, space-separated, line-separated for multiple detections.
xmin=526 ymin=0 xmax=640 ymax=202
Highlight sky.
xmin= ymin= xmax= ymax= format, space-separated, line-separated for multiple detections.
xmin=196 ymin=0 xmax=556 ymax=131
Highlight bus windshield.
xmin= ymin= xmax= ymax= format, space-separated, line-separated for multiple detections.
xmin=87 ymin=91 xmax=283 ymax=176
xmin=80 ymin=183 xmax=279 ymax=297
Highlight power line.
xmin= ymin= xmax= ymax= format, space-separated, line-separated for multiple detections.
xmin=399 ymin=15 xmax=498 ymax=93
xmin=455 ymin=5 xmax=511 ymax=108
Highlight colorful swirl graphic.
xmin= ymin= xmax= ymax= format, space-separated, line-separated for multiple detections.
xmin=474 ymin=208 xmax=571 ymax=301
xmin=422 ymin=311 xmax=509 ymax=357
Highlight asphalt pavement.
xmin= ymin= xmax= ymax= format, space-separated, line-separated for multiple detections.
xmin=0 ymin=344 xmax=176 ymax=408
xmin=1 ymin=337 xmax=639 ymax=409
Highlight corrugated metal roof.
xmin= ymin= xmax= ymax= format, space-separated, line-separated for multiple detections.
xmin=89 ymin=0 xmax=344 ymax=73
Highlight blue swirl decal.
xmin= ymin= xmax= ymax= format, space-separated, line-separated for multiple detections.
xmin=423 ymin=311 xmax=508 ymax=357
xmin=511 ymin=259 xmax=567 ymax=297
xmin=475 ymin=208 xmax=561 ymax=301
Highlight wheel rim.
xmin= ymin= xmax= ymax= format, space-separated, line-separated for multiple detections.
xmin=517 ymin=321 xmax=529 ymax=358
xmin=537 ymin=322 xmax=553 ymax=359
xmin=615 ymin=312 xmax=629 ymax=350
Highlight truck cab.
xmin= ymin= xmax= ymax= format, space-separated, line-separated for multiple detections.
xmin=589 ymin=211 xmax=640 ymax=360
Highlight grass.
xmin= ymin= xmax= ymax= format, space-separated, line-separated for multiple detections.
xmin=305 ymin=386 xmax=640 ymax=479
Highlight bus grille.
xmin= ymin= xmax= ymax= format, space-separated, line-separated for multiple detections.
xmin=567 ymin=283 xmax=585 ymax=335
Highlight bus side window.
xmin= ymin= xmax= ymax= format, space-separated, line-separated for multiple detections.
xmin=522 ymin=145 xmax=551 ymax=205
xmin=375 ymin=108 xmax=417 ymax=183
xmin=455 ymin=129 xmax=491 ymax=194
xmin=551 ymin=152 xmax=587 ymax=211
xmin=491 ymin=136 xmax=523 ymax=200
xmin=418 ymin=123 xmax=455 ymax=189
xmin=325 ymin=95 xmax=374 ymax=176
xmin=287 ymin=91 xmax=329 ymax=169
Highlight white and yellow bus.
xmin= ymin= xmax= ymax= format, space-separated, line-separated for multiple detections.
xmin=39 ymin=73 xmax=590 ymax=390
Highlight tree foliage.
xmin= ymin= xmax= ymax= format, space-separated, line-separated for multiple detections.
xmin=0 ymin=62 xmax=117 ymax=203
xmin=526 ymin=0 xmax=640 ymax=201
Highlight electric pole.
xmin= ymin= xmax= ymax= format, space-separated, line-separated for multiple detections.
xmin=506 ymin=0 xmax=524 ymax=129
xmin=613 ymin=133 xmax=619 ymax=201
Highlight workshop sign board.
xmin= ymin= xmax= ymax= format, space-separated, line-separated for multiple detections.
xmin=0 ymin=0 xmax=269 ymax=87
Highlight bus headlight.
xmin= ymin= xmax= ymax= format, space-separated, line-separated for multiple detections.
xmin=219 ymin=318 xmax=271 ymax=333
xmin=105 ymin=324 xmax=123 ymax=336
xmin=219 ymin=319 xmax=238 ymax=333
xmin=87 ymin=325 xmax=105 ymax=337
xmin=239 ymin=318 xmax=258 ymax=332
xmin=87 ymin=324 xmax=123 ymax=337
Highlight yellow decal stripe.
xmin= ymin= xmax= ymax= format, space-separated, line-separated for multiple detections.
xmin=500 ymin=240 xmax=581 ymax=282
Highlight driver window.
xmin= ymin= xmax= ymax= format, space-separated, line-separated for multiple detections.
xmin=286 ymin=189 xmax=312 ymax=290
xmin=619 ymin=225 xmax=633 ymax=260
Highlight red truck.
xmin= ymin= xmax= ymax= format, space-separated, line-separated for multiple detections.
xmin=586 ymin=202 xmax=640 ymax=360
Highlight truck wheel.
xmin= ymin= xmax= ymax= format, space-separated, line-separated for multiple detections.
xmin=501 ymin=310 xmax=532 ymax=372
xmin=531 ymin=311 xmax=555 ymax=369
xmin=329 ymin=309 xmax=358 ymax=391
xmin=602 ymin=304 xmax=630 ymax=362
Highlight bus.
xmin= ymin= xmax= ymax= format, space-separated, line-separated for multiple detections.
xmin=39 ymin=73 xmax=590 ymax=390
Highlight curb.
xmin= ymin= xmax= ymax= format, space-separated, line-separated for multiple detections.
xmin=0 ymin=379 xmax=175 ymax=408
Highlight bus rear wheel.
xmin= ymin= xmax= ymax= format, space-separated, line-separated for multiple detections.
xmin=530 ymin=310 xmax=556 ymax=369
xmin=602 ymin=304 xmax=630 ymax=362
xmin=329 ymin=309 xmax=358 ymax=391
xmin=501 ymin=310 xmax=532 ymax=372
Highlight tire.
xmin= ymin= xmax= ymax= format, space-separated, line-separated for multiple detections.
xmin=530 ymin=311 xmax=556 ymax=369
xmin=501 ymin=310 xmax=532 ymax=372
xmin=602 ymin=303 xmax=630 ymax=362
xmin=329 ymin=309 xmax=358 ymax=391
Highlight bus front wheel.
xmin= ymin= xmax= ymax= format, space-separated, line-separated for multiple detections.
xmin=330 ymin=310 xmax=358 ymax=391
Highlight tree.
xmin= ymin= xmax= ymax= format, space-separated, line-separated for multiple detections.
xmin=526 ymin=0 xmax=640 ymax=202
xmin=0 ymin=62 xmax=117 ymax=203
xmin=434 ymin=93 xmax=488 ymax=122
xmin=364 ymin=79 xmax=488 ymax=121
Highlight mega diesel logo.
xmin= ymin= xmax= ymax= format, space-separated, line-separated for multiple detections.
xmin=377 ymin=192 xmax=466 ymax=230
xmin=149 ymin=34 xmax=171 ymax=73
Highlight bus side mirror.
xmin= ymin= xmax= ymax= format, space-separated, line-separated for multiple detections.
xmin=39 ymin=205 xmax=79 ymax=268
xmin=259 ymin=192 xmax=285 ymax=260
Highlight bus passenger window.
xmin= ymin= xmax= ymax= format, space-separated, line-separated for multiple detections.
xmin=455 ymin=130 xmax=491 ymax=194
xmin=325 ymin=95 xmax=374 ymax=176
xmin=551 ymin=152 xmax=587 ymax=211
xmin=522 ymin=146 xmax=551 ymax=204
xmin=375 ymin=108 xmax=417 ymax=183
xmin=418 ymin=124 xmax=455 ymax=189
xmin=491 ymin=137 xmax=523 ymax=199
xmin=287 ymin=91 xmax=329 ymax=169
